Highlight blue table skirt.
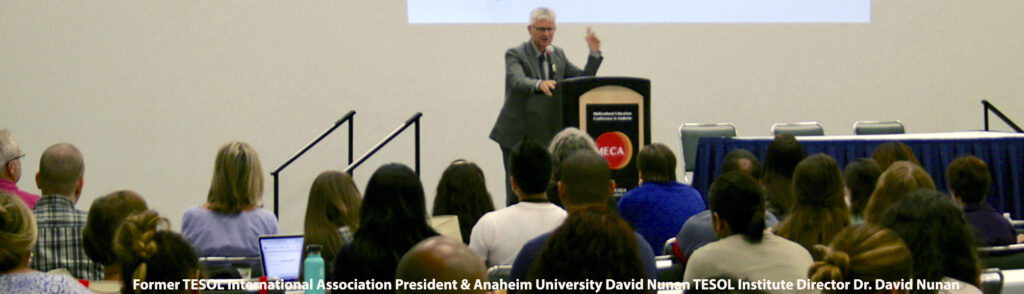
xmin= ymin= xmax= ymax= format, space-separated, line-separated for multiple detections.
xmin=692 ymin=134 xmax=1024 ymax=218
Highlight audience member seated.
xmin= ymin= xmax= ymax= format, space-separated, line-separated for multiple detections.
xmin=510 ymin=149 xmax=656 ymax=284
xmin=432 ymin=159 xmax=495 ymax=244
xmin=545 ymin=127 xmax=599 ymax=208
xmin=0 ymin=129 xmax=40 ymax=209
xmin=947 ymin=155 xmax=1015 ymax=246
xmin=0 ymin=191 xmax=90 ymax=293
xmin=396 ymin=236 xmax=488 ymax=294
xmin=808 ymin=224 xmax=912 ymax=294
xmin=331 ymin=163 xmax=438 ymax=290
xmin=303 ymin=170 xmax=361 ymax=279
xmin=618 ymin=143 xmax=705 ymax=251
xmin=776 ymin=154 xmax=851 ymax=260
xmin=862 ymin=161 xmax=935 ymax=224
xmin=760 ymin=134 xmax=806 ymax=220
xmin=720 ymin=148 xmax=762 ymax=179
xmin=880 ymin=190 xmax=983 ymax=294
xmin=470 ymin=140 xmax=565 ymax=267
xmin=526 ymin=205 xmax=651 ymax=291
xmin=181 ymin=141 xmax=278 ymax=257
xmin=682 ymin=172 xmax=813 ymax=293
xmin=843 ymin=158 xmax=882 ymax=225
xmin=83 ymin=190 xmax=148 ymax=293
xmin=114 ymin=210 xmax=200 ymax=294
xmin=871 ymin=141 xmax=921 ymax=171
xmin=31 ymin=142 xmax=103 ymax=279
xmin=674 ymin=149 xmax=778 ymax=264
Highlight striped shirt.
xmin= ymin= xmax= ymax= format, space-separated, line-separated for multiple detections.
xmin=30 ymin=194 xmax=103 ymax=280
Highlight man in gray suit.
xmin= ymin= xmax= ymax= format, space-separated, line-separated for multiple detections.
xmin=490 ymin=7 xmax=603 ymax=206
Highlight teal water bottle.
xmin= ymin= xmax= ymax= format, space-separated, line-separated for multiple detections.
xmin=304 ymin=244 xmax=325 ymax=294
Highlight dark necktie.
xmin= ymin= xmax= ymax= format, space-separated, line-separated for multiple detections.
xmin=540 ymin=54 xmax=550 ymax=80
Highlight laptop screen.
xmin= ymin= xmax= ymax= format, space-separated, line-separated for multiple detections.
xmin=258 ymin=235 xmax=305 ymax=282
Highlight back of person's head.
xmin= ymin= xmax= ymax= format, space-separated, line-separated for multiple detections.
xmin=0 ymin=129 xmax=20 ymax=180
xmin=304 ymin=170 xmax=361 ymax=270
xmin=0 ymin=191 xmax=36 ymax=273
xmin=84 ymin=190 xmax=148 ymax=267
xmin=946 ymin=156 xmax=991 ymax=204
xmin=880 ymin=190 xmax=980 ymax=287
xmin=760 ymin=134 xmax=805 ymax=217
xmin=508 ymin=139 xmax=553 ymax=195
xmin=808 ymin=224 xmax=912 ymax=294
xmin=355 ymin=163 xmax=437 ymax=261
xmin=636 ymin=143 xmax=677 ymax=183
xmin=526 ymin=205 xmax=649 ymax=291
xmin=777 ymin=154 xmax=850 ymax=257
xmin=432 ymin=159 xmax=495 ymax=243
xmin=708 ymin=172 xmax=765 ymax=243
xmin=558 ymin=149 xmax=613 ymax=208
xmin=720 ymin=149 xmax=761 ymax=180
xmin=844 ymin=158 xmax=882 ymax=218
xmin=37 ymin=142 xmax=84 ymax=196
xmin=207 ymin=141 xmax=263 ymax=214
xmin=548 ymin=128 xmax=598 ymax=180
xmin=115 ymin=210 xmax=199 ymax=294
xmin=863 ymin=161 xmax=936 ymax=224
xmin=396 ymin=236 xmax=488 ymax=294
xmin=872 ymin=142 xmax=920 ymax=171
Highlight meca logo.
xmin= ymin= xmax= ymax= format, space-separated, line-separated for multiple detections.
xmin=594 ymin=131 xmax=633 ymax=170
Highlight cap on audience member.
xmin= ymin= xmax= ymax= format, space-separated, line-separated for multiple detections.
xmin=83 ymin=190 xmax=148 ymax=281
xmin=808 ymin=224 xmax=912 ymax=294
xmin=720 ymin=149 xmax=761 ymax=180
xmin=871 ymin=141 xmax=920 ymax=171
xmin=862 ymin=161 xmax=935 ymax=224
xmin=557 ymin=149 xmax=614 ymax=211
xmin=36 ymin=143 xmax=84 ymax=203
xmin=114 ymin=210 xmax=199 ymax=294
xmin=396 ymin=236 xmax=487 ymax=294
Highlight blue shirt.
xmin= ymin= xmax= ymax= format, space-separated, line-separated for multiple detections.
xmin=181 ymin=205 xmax=279 ymax=257
xmin=964 ymin=202 xmax=1016 ymax=246
xmin=508 ymin=231 xmax=658 ymax=288
xmin=618 ymin=181 xmax=705 ymax=251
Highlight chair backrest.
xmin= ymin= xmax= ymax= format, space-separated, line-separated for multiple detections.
xmin=979 ymin=244 xmax=1024 ymax=270
xmin=487 ymin=265 xmax=512 ymax=282
xmin=771 ymin=122 xmax=824 ymax=136
xmin=982 ymin=268 xmax=1003 ymax=294
xmin=679 ymin=123 xmax=737 ymax=172
xmin=1002 ymin=269 xmax=1024 ymax=294
xmin=655 ymin=255 xmax=684 ymax=282
xmin=854 ymin=120 xmax=905 ymax=135
xmin=663 ymin=237 xmax=677 ymax=256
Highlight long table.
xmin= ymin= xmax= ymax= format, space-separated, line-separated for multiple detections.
xmin=691 ymin=131 xmax=1024 ymax=217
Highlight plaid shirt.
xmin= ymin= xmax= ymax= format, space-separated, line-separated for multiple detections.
xmin=31 ymin=194 xmax=104 ymax=280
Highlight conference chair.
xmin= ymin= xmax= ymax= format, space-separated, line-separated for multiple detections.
xmin=981 ymin=268 xmax=1003 ymax=294
xmin=678 ymin=123 xmax=737 ymax=179
xmin=978 ymin=244 xmax=1024 ymax=270
xmin=771 ymin=122 xmax=824 ymax=136
xmin=487 ymin=265 xmax=512 ymax=282
xmin=853 ymin=120 xmax=905 ymax=135
xmin=663 ymin=237 xmax=677 ymax=256
xmin=1002 ymin=268 xmax=1024 ymax=294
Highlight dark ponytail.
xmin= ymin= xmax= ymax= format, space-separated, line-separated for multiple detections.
xmin=708 ymin=172 xmax=765 ymax=242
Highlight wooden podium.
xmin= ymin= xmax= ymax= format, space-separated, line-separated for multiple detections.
xmin=556 ymin=77 xmax=651 ymax=195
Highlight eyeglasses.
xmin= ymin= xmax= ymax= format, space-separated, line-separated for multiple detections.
xmin=532 ymin=26 xmax=556 ymax=33
xmin=4 ymin=153 xmax=25 ymax=166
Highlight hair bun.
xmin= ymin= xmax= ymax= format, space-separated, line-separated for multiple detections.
xmin=808 ymin=245 xmax=850 ymax=282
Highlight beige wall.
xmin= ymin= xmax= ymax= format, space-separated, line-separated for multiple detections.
xmin=3 ymin=1 xmax=1022 ymax=233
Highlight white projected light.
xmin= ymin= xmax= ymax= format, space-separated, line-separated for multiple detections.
xmin=407 ymin=0 xmax=871 ymax=24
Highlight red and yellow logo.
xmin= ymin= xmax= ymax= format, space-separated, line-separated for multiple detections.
xmin=595 ymin=131 xmax=633 ymax=170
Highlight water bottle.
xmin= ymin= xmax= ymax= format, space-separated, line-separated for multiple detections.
xmin=304 ymin=244 xmax=325 ymax=294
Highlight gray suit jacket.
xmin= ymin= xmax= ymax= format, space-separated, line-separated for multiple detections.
xmin=489 ymin=41 xmax=602 ymax=149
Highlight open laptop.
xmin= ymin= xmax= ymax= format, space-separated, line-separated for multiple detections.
xmin=258 ymin=234 xmax=305 ymax=282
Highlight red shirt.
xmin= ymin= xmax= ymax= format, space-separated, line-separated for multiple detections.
xmin=0 ymin=178 xmax=40 ymax=209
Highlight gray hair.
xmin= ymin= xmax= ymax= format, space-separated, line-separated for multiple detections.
xmin=530 ymin=7 xmax=556 ymax=25
xmin=548 ymin=127 xmax=597 ymax=179
xmin=0 ymin=129 xmax=18 ymax=163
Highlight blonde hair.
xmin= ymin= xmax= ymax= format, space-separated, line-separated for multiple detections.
xmin=0 ymin=191 xmax=36 ymax=272
xmin=809 ymin=224 xmax=912 ymax=293
xmin=304 ymin=170 xmax=361 ymax=271
xmin=863 ymin=161 xmax=935 ymax=224
xmin=115 ymin=210 xmax=198 ymax=294
xmin=207 ymin=141 xmax=264 ymax=214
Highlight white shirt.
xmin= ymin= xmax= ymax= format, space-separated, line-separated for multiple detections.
xmin=469 ymin=202 xmax=567 ymax=267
